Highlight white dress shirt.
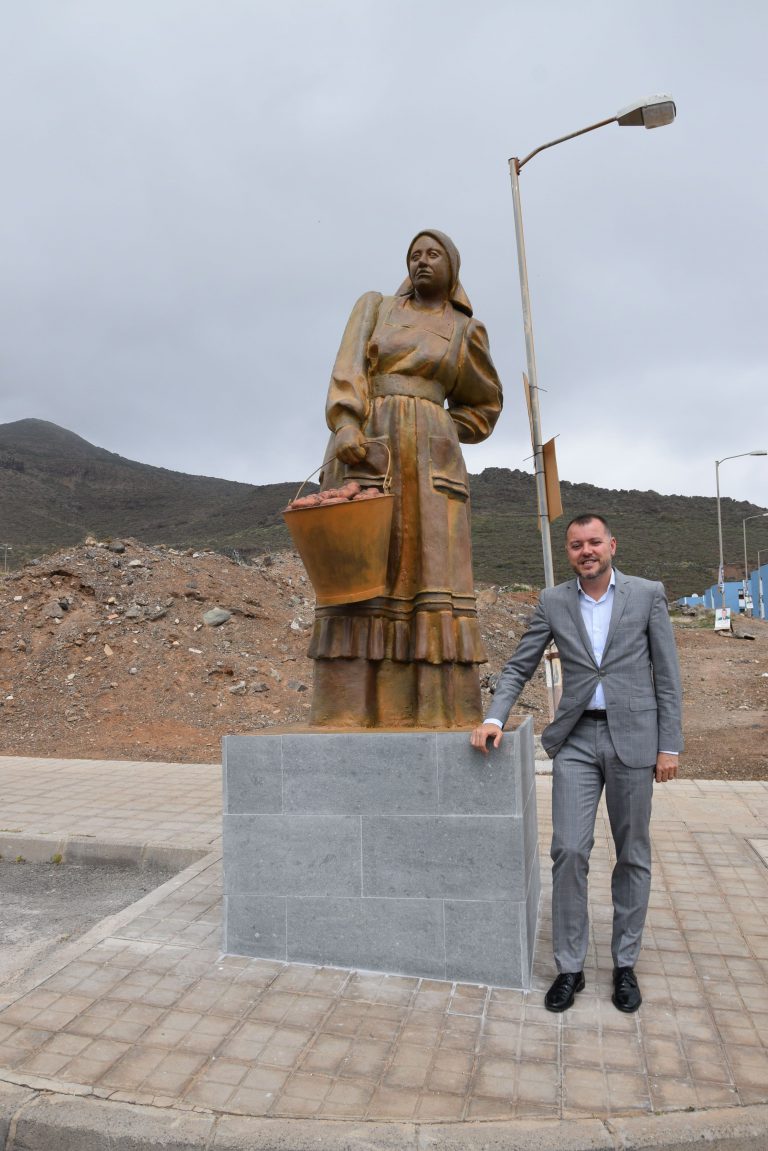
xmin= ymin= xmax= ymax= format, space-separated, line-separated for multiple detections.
xmin=578 ymin=570 xmax=615 ymax=709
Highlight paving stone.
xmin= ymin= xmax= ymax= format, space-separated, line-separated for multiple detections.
xmin=2 ymin=755 xmax=768 ymax=1136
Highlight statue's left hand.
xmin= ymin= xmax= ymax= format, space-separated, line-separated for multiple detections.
xmin=335 ymin=425 xmax=367 ymax=465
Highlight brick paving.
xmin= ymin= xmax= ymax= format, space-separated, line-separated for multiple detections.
xmin=0 ymin=756 xmax=766 ymax=1123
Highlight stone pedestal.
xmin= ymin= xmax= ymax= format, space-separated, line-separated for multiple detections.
xmin=222 ymin=721 xmax=540 ymax=989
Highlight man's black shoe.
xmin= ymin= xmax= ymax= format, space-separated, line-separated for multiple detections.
xmin=612 ymin=966 xmax=642 ymax=1013
xmin=544 ymin=971 xmax=585 ymax=1012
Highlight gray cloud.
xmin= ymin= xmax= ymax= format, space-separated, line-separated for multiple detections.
xmin=0 ymin=0 xmax=766 ymax=510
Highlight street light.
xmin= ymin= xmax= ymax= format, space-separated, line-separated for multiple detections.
xmin=715 ymin=450 xmax=767 ymax=618
xmin=742 ymin=512 xmax=768 ymax=614
xmin=508 ymin=95 xmax=676 ymax=717
xmin=758 ymin=548 xmax=768 ymax=620
xmin=508 ymin=94 xmax=677 ymax=591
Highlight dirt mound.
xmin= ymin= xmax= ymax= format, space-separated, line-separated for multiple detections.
xmin=0 ymin=540 xmax=765 ymax=778
xmin=0 ymin=540 xmax=317 ymax=761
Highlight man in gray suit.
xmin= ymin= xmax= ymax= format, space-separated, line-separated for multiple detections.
xmin=470 ymin=514 xmax=682 ymax=1013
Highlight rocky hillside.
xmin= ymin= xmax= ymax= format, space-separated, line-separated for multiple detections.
xmin=0 ymin=538 xmax=544 ymax=763
xmin=0 ymin=418 xmax=300 ymax=567
xmin=2 ymin=418 xmax=767 ymax=601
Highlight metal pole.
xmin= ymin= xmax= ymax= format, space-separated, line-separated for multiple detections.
xmin=743 ymin=517 xmax=750 ymax=614
xmin=517 ymin=116 xmax=618 ymax=172
xmin=715 ymin=454 xmax=768 ymax=623
xmin=509 ymin=156 xmax=561 ymax=721
xmin=759 ymin=549 xmax=766 ymax=620
xmin=509 ymin=157 xmax=554 ymax=589
xmin=741 ymin=513 xmax=768 ymax=616
xmin=715 ymin=459 xmax=725 ymax=612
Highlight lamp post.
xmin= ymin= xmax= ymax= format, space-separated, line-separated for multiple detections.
xmin=742 ymin=512 xmax=768 ymax=615
xmin=715 ymin=451 xmax=767 ymax=618
xmin=509 ymin=95 xmax=676 ymax=589
xmin=508 ymin=95 xmax=676 ymax=715
xmin=758 ymin=548 xmax=768 ymax=620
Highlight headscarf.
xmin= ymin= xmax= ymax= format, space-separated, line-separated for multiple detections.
xmin=396 ymin=228 xmax=473 ymax=316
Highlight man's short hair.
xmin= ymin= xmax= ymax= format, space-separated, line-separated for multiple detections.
xmin=565 ymin=513 xmax=612 ymax=537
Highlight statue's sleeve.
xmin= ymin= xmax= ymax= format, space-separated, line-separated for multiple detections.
xmin=447 ymin=318 xmax=504 ymax=444
xmin=325 ymin=292 xmax=383 ymax=433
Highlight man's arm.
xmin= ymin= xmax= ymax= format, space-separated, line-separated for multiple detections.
xmin=648 ymin=582 xmax=683 ymax=781
xmin=470 ymin=598 xmax=553 ymax=754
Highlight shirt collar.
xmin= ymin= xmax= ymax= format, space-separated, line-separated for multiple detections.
xmin=577 ymin=568 xmax=616 ymax=601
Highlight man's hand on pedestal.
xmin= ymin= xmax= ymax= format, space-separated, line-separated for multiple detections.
xmin=470 ymin=723 xmax=503 ymax=755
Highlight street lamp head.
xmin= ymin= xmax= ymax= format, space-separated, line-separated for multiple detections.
xmin=616 ymin=95 xmax=676 ymax=129
xmin=749 ymin=450 xmax=768 ymax=456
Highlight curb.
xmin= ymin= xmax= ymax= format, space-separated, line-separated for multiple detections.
xmin=0 ymin=834 xmax=204 ymax=871
xmin=2 ymin=1084 xmax=768 ymax=1151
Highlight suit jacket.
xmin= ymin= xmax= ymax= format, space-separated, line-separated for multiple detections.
xmin=486 ymin=569 xmax=683 ymax=767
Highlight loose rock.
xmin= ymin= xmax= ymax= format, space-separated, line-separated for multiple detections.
xmin=203 ymin=608 xmax=232 ymax=627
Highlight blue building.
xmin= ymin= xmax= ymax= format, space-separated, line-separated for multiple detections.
xmin=749 ymin=563 xmax=768 ymax=619
xmin=679 ymin=567 xmax=768 ymax=617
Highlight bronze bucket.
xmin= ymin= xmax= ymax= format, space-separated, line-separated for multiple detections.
xmin=282 ymin=445 xmax=394 ymax=607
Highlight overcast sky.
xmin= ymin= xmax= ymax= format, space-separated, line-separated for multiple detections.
xmin=1 ymin=0 xmax=766 ymax=510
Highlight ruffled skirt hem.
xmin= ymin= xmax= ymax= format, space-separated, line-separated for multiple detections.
xmin=308 ymin=606 xmax=487 ymax=665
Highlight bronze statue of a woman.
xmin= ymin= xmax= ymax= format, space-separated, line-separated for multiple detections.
xmin=308 ymin=229 xmax=503 ymax=728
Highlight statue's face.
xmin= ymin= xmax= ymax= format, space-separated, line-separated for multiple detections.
xmin=408 ymin=235 xmax=451 ymax=300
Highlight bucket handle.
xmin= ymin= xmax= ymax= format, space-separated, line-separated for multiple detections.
xmin=291 ymin=439 xmax=393 ymax=503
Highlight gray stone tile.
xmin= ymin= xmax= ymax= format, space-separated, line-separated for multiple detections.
xmin=444 ymin=900 xmax=528 ymax=987
xmin=437 ymin=731 xmax=523 ymax=815
xmin=520 ymin=716 xmax=536 ymax=790
xmin=222 ymin=724 xmax=540 ymax=988
xmin=524 ymin=799 xmax=540 ymax=876
xmin=224 ymin=896 xmax=286 ymax=960
xmin=362 ymin=817 xmax=525 ymax=900
xmin=223 ymin=815 xmax=361 ymax=897
xmin=525 ymin=864 xmax=542 ymax=958
xmin=222 ymin=735 xmax=282 ymax=814
xmin=282 ymin=733 xmax=437 ymax=815
xmin=288 ymin=897 xmax=445 ymax=979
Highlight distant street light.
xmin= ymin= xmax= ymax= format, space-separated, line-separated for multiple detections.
xmin=758 ymin=548 xmax=768 ymax=620
xmin=508 ymin=94 xmax=676 ymax=715
xmin=715 ymin=451 xmax=767 ymax=619
xmin=743 ymin=512 xmax=768 ymax=615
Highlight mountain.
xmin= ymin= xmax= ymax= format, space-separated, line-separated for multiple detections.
xmin=0 ymin=418 xmax=300 ymax=566
xmin=0 ymin=419 xmax=764 ymax=600
xmin=469 ymin=469 xmax=766 ymax=598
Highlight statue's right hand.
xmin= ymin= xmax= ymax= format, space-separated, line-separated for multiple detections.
xmin=334 ymin=425 xmax=367 ymax=465
xmin=469 ymin=723 xmax=504 ymax=755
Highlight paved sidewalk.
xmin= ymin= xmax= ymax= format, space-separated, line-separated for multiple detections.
xmin=0 ymin=756 xmax=767 ymax=1149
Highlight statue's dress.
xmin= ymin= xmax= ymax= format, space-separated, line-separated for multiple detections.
xmin=308 ymin=291 xmax=503 ymax=728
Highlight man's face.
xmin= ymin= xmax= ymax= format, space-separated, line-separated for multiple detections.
xmin=565 ymin=519 xmax=616 ymax=583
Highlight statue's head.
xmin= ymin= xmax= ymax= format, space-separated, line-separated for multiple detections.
xmin=407 ymin=232 xmax=454 ymax=302
xmin=398 ymin=229 xmax=472 ymax=315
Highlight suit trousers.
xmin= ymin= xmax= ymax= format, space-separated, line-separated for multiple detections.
xmin=551 ymin=715 xmax=654 ymax=972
